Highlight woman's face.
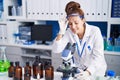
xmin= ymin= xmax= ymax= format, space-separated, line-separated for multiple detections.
xmin=68 ymin=16 xmax=85 ymax=34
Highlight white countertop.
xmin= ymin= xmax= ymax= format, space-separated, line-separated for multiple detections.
xmin=0 ymin=72 xmax=63 ymax=80
xmin=0 ymin=72 xmax=110 ymax=80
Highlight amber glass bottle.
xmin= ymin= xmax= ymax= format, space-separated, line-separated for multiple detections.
xmin=45 ymin=61 xmax=54 ymax=80
xmin=38 ymin=62 xmax=43 ymax=79
xmin=24 ymin=62 xmax=31 ymax=80
xmin=8 ymin=62 xmax=14 ymax=77
xmin=33 ymin=56 xmax=39 ymax=79
xmin=33 ymin=56 xmax=43 ymax=79
xmin=14 ymin=61 xmax=22 ymax=80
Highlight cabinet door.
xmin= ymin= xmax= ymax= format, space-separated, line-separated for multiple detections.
xmin=26 ymin=0 xmax=50 ymax=20
xmin=49 ymin=0 xmax=59 ymax=20
xmin=26 ymin=0 xmax=109 ymax=21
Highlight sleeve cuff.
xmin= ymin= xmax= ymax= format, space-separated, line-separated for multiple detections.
xmin=87 ymin=66 xmax=96 ymax=75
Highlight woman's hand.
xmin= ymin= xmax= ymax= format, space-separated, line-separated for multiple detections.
xmin=75 ymin=70 xmax=91 ymax=80
xmin=58 ymin=17 xmax=68 ymax=35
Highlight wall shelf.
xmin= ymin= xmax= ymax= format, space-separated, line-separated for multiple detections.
xmin=104 ymin=51 xmax=120 ymax=56
xmin=0 ymin=43 xmax=120 ymax=56
xmin=0 ymin=21 xmax=7 ymax=24
xmin=0 ymin=43 xmax=52 ymax=50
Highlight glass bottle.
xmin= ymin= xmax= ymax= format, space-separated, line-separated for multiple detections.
xmin=14 ymin=61 xmax=22 ymax=80
xmin=32 ymin=56 xmax=43 ymax=79
xmin=106 ymin=38 xmax=113 ymax=51
xmin=45 ymin=61 xmax=54 ymax=80
xmin=0 ymin=47 xmax=10 ymax=72
xmin=33 ymin=56 xmax=39 ymax=79
xmin=24 ymin=62 xmax=31 ymax=80
xmin=103 ymin=35 xmax=107 ymax=50
xmin=38 ymin=62 xmax=43 ymax=79
xmin=8 ymin=62 xmax=14 ymax=77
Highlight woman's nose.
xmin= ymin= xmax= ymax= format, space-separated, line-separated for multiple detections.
xmin=71 ymin=24 xmax=76 ymax=29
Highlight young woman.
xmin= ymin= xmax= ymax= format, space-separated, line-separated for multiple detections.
xmin=52 ymin=1 xmax=107 ymax=79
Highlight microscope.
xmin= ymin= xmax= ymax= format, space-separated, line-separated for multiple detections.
xmin=57 ymin=42 xmax=79 ymax=80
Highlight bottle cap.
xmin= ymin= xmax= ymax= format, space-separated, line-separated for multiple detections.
xmin=26 ymin=62 xmax=29 ymax=66
xmin=15 ymin=61 xmax=19 ymax=66
xmin=106 ymin=70 xmax=115 ymax=77
xmin=10 ymin=62 xmax=14 ymax=65
xmin=35 ymin=56 xmax=39 ymax=59
xmin=109 ymin=38 xmax=113 ymax=41
xmin=35 ymin=56 xmax=41 ymax=60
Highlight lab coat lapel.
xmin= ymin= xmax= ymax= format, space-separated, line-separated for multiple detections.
xmin=80 ymin=23 xmax=91 ymax=58
xmin=73 ymin=34 xmax=81 ymax=47
xmin=82 ymin=23 xmax=91 ymax=43
xmin=73 ymin=23 xmax=91 ymax=57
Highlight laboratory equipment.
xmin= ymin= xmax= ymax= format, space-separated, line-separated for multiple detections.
xmin=114 ymin=38 xmax=120 ymax=52
xmin=31 ymin=25 xmax=53 ymax=45
xmin=0 ymin=47 xmax=10 ymax=72
xmin=32 ymin=56 xmax=43 ymax=79
xmin=24 ymin=62 xmax=31 ymax=80
xmin=45 ymin=61 xmax=54 ymax=80
xmin=14 ymin=61 xmax=22 ymax=80
xmin=106 ymin=38 xmax=113 ymax=51
xmin=103 ymin=35 xmax=107 ymax=50
xmin=56 ymin=42 xmax=78 ymax=80
xmin=106 ymin=70 xmax=116 ymax=80
xmin=8 ymin=62 xmax=14 ymax=77
xmin=13 ymin=33 xmax=21 ymax=44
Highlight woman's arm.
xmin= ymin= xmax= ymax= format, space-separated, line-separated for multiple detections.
xmin=55 ymin=34 xmax=63 ymax=41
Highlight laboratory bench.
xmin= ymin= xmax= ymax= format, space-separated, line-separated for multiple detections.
xmin=0 ymin=71 xmax=63 ymax=80
xmin=0 ymin=71 xmax=108 ymax=80
xmin=1 ymin=71 xmax=119 ymax=80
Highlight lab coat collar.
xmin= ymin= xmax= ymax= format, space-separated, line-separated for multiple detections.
xmin=82 ymin=23 xmax=91 ymax=42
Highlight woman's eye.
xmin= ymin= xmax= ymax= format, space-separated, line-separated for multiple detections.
xmin=68 ymin=23 xmax=72 ymax=25
xmin=75 ymin=23 xmax=78 ymax=25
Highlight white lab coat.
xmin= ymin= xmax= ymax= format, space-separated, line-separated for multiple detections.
xmin=52 ymin=23 xmax=107 ymax=76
